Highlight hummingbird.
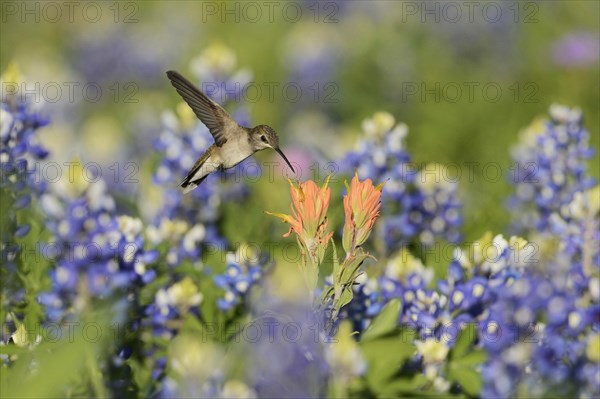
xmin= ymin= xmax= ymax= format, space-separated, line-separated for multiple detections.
xmin=166 ymin=70 xmax=295 ymax=194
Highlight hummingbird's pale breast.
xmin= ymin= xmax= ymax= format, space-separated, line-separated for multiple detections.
xmin=219 ymin=133 xmax=254 ymax=169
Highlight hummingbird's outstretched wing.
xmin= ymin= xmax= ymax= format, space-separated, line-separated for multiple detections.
xmin=166 ymin=70 xmax=236 ymax=147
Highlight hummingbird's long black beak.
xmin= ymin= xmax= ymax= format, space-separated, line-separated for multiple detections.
xmin=275 ymin=147 xmax=295 ymax=173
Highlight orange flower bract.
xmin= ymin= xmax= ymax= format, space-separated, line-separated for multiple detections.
xmin=342 ymin=172 xmax=385 ymax=254
xmin=266 ymin=177 xmax=333 ymax=266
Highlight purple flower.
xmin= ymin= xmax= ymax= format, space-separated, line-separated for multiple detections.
xmin=214 ymin=252 xmax=265 ymax=311
xmin=552 ymin=32 xmax=600 ymax=67
xmin=1 ymin=95 xmax=50 ymax=339
xmin=39 ymin=179 xmax=158 ymax=322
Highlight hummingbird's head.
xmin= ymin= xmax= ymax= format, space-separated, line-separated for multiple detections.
xmin=252 ymin=125 xmax=295 ymax=173
xmin=253 ymin=125 xmax=279 ymax=150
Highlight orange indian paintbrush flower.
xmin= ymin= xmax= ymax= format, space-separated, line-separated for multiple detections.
xmin=266 ymin=177 xmax=333 ymax=265
xmin=342 ymin=172 xmax=385 ymax=254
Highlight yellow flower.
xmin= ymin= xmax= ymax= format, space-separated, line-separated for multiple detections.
xmin=385 ymin=248 xmax=427 ymax=282
xmin=53 ymin=158 xmax=90 ymax=199
xmin=191 ymin=42 xmax=238 ymax=76
xmin=168 ymin=277 xmax=203 ymax=312
xmin=326 ymin=321 xmax=366 ymax=383
xmin=0 ymin=61 xmax=24 ymax=87
xmin=169 ymin=334 xmax=223 ymax=380
xmin=11 ymin=321 xmax=30 ymax=348
xmin=586 ymin=333 xmax=600 ymax=362
xmin=362 ymin=111 xmax=396 ymax=138
xmin=588 ymin=185 xmax=600 ymax=215
xmin=221 ymin=380 xmax=257 ymax=399
xmin=415 ymin=338 xmax=449 ymax=364
xmin=176 ymin=101 xmax=197 ymax=131
xmin=472 ymin=231 xmax=493 ymax=264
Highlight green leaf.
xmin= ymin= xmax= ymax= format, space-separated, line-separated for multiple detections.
xmin=329 ymin=238 xmax=340 ymax=280
xmin=0 ymin=344 xmax=29 ymax=356
xmin=451 ymin=323 xmax=478 ymax=359
xmin=454 ymin=349 xmax=487 ymax=367
xmin=182 ymin=312 xmax=207 ymax=333
xmin=339 ymin=251 xmax=371 ymax=284
xmin=199 ymin=274 xmax=220 ymax=327
xmin=336 ymin=286 xmax=354 ymax=310
xmin=1 ymin=317 xmax=112 ymax=399
xmin=377 ymin=374 xmax=428 ymax=396
xmin=2 ymin=341 xmax=86 ymax=398
xmin=360 ymin=336 xmax=414 ymax=388
xmin=128 ymin=358 xmax=153 ymax=397
xmin=319 ymin=286 xmax=335 ymax=306
xmin=360 ymin=298 xmax=402 ymax=342
xmin=448 ymin=364 xmax=482 ymax=396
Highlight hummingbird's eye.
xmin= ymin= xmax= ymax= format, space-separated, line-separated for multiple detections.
xmin=261 ymin=135 xmax=267 ymax=142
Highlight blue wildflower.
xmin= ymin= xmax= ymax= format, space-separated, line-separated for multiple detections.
xmin=214 ymin=250 xmax=265 ymax=311
xmin=480 ymin=105 xmax=600 ymax=398
xmin=38 ymin=175 xmax=158 ymax=322
xmin=509 ymin=104 xmax=596 ymax=233
xmin=0 ymin=92 xmax=50 ymax=340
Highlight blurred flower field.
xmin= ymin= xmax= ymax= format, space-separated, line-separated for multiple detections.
xmin=1 ymin=2 xmax=599 ymax=398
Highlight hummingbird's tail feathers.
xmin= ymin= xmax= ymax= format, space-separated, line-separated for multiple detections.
xmin=181 ymin=175 xmax=208 ymax=194
xmin=181 ymin=182 xmax=198 ymax=195
xmin=181 ymin=183 xmax=198 ymax=195
xmin=179 ymin=145 xmax=215 ymax=187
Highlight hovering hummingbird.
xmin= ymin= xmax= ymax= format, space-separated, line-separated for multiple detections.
xmin=166 ymin=70 xmax=295 ymax=194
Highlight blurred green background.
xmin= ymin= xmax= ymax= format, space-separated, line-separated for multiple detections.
xmin=1 ymin=0 xmax=598 ymax=243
